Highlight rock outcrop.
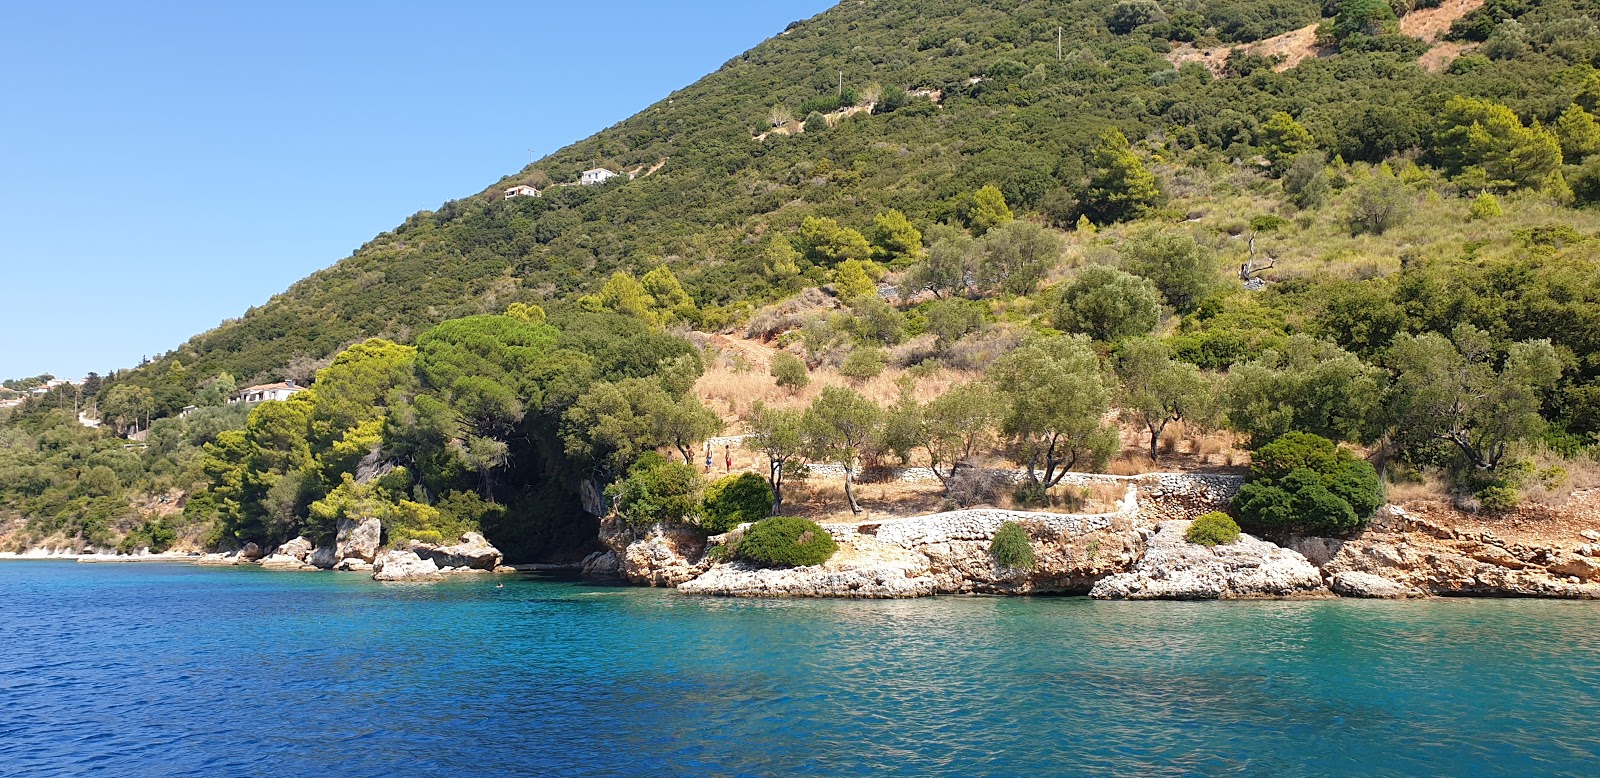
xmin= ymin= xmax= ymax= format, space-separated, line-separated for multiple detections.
xmin=597 ymin=516 xmax=710 ymax=586
xmin=678 ymin=538 xmax=936 ymax=598
xmin=580 ymin=550 xmax=621 ymax=577
xmin=1089 ymin=520 xmax=1328 ymax=600
xmin=1310 ymin=506 xmax=1600 ymax=598
xmin=371 ymin=550 xmax=442 ymax=581
xmin=1328 ymin=571 xmax=1424 ymax=599
xmin=597 ymin=474 xmax=1600 ymax=601
xmin=412 ymin=532 xmax=502 ymax=571
xmin=335 ymin=517 xmax=382 ymax=563
xmin=279 ymin=536 xmax=313 ymax=560
xmin=258 ymin=536 xmax=317 ymax=570
xmin=307 ymin=545 xmax=336 ymax=570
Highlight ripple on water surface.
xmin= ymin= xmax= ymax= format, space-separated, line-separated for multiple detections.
xmin=1 ymin=562 xmax=1598 ymax=776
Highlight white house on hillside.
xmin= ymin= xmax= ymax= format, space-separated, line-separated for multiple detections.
xmin=580 ymin=167 xmax=617 ymax=186
xmin=230 ymin=381 xmax=307 ymax=405
xmin=504 ymin=184 xmax=541 ymax=199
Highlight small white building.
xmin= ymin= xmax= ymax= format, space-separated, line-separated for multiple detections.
xmin=230 ymin=380 xmax=307 ymax=405
xmin=580 ymin=167 xmax=617 ymax=186
xmin=504 ymin=184 xmax=541 ymax=199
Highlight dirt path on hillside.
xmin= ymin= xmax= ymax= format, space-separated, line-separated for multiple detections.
xmin=1167 ymin=0 xmax=1485 ymax=75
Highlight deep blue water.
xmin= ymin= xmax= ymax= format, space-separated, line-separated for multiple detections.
xmin=2 ymin=563 xmax=1598 ymax=776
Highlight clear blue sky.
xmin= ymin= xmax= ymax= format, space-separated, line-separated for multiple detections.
xmin=0 ymin=0 xmax=833 ymax=380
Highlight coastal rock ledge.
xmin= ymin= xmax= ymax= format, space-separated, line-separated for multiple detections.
xmin=1088 ymin=520 xmax=1329 ymax=600
xmin=372 ymin=550 xmax=442 ymax=581
xmin=678 ymin=538 xmax=936 ymax=598
xmin=412 ymin=532 xmax=502 ymax=571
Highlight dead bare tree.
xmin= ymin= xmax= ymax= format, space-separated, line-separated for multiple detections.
xmin=1239 ymin=232 xmax=1276 ymax=282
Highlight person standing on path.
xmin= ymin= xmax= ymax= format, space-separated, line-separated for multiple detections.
xmin=724 ymin=445 xmax=732 ymax=474
xmin=705 ymin=442 xmax=713 ymax=473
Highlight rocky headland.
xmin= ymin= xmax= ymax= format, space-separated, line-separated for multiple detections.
xmin=590 ymin=473 xmax=1600 ymax=601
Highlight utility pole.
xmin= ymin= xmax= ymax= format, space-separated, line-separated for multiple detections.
xmin=1057 ymin=27 xmax=1062 ymax=61
xmin=838 ymin=70 xmax=843 ymax=97
xmin=527 ymin=147 xmax=536 ymax=165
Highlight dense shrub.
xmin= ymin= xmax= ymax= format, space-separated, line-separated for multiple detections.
xmin=1054 ymin=265 xmax=1162 ymax=342
xmin=770 ymin=352 xmax=810 ymax=390
xmin=738 ymin=517 xmax=838 ymax=567
xmin=1475 ymin=484 xmax=1519 ymax=512
xmin=839 ymin=346 xmax=887 ymax=380
xmin=1232 ymin=432 xmax=1382 ymax=536
xmin=1467 ymin=192 xmax=1502 ymax=220
xmin=115 ymin=518 xmax=177 ymax=555
xmin=1185 ymin=512 xmax=1242 ymax=546
xmin=989 ymin=521 xmax=1036 ymax=570
xmin=610 ymin=456 xmax=702 ymax=529
xmin=701 ymin=472 xmax=774 ymax=534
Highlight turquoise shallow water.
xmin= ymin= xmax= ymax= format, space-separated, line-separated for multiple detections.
xmin=1 ymin=563 xmax=1598 ymax=776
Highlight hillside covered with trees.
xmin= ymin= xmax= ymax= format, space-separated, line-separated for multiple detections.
xmin=4 ymin=0 xmax=1600 ymax=559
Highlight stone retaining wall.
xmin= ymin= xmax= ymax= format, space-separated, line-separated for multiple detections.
xmin=812 ymin=471 xmax=1247 ymax=551
xmin=824 ymin=507 xmax=1121 ymax=548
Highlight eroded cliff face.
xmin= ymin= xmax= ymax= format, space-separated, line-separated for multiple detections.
xmin=593 ymin=475 xmax=1600 ymax=600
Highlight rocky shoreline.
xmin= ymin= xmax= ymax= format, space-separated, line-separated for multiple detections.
xmin=1 ymin=520 xmax=517 ymax=581
xmin=586 ymin=473 xmax=1600 ymax=601
xmin=190 ymin=524 xmax=514 ymax=580
xmin=8 ymin=473 xmax=1598 ymax=599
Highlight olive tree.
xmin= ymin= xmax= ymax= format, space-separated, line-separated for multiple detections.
xmin=801 ymin=386 xmax=881 ymax=514
xmin=1386 ymin=326 xmax=1563 ymax=470
xmin=1116 ymin=337 xmax=1212 ymax=460
xmin=974 ymin=220 xmax=1062 ymax=297
xmin=748 ymin=402 xmax=807 ymax=512
xmin=988 ymin=336 xmax=1120 ymax=492
xmin=921 ymin=382 xmax=999 ymax=489
xmin=1222 ymin=335 xmax=1387 ymax=448
xmin=1120 ymin=228 xmax=1218 ymax=313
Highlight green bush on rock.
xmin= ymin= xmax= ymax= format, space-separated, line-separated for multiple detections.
xmin=610 ymin=454 xmax=702 ymax=529
xmin=989 ymin=521 xmax=1036 ymax=570
xmin=700 ymin=472 xmax=774 ymax=534
xmin=737 ymin=516 xmax=837 ymax=567
xmin=1232 ymin=432 xmax=1381 ymax=536
xmin=1185 ymin=512 xmax=1241 ymax=546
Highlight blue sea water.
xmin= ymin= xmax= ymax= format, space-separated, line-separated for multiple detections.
xmin=1 ymin=563 xmax=1597 ymax=777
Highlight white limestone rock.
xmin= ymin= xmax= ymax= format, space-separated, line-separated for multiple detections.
xmin=334 ymin=558 xmax=374 ymax=572
xmin=1329 ymin=571 xmax=1424 ymax=599
xmin=678 ymin=540 xmax=935 ymax=598
xmin=1089 ymin=520 xmax=1328 ymax=600
xmin=580 ymin=550 xmax=621 ymax=577
xmin=257 ymin=554 xmax=314 ymax=570
xmin=307 ymin=545 xmax=337 ymax=570
xmin=277 ymin=536 xmax=313 ymax=561
xmin=335 ymin=517 xmax=382 ymax=563
xmin=371 ymin=550 xmax=442 ymax=582
xmin=194 ymin=552 xmax=239 ymax=566
xmin=412 ymin=532 xmax=502 ymax=571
